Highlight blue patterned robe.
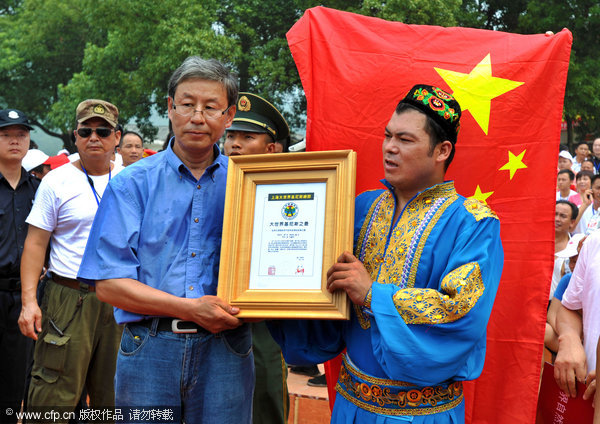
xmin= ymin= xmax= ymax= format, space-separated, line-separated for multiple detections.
xmin=269 ymin=181 xmax=503 ymax=423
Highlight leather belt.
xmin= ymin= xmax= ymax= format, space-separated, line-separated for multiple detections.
xmin=52 ymin=274 xmax=95 ymax=292
xmin=135 ymin=317 xmax=208 ymax=334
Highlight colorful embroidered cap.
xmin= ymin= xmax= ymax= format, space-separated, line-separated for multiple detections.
xmin=228 ymin=93 xmax=290 ymax=143
xmin=76 ymin=99 xmax=119 ymax=128
xmin=398 ymin=85 xmax=461 ymax=144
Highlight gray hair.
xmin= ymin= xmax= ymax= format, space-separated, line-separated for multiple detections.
xmin=168 ymin=56 xmax=238 ymax=107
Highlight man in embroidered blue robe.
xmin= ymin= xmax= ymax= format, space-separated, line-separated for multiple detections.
xmin=268 ymin=84 xmax=504 ymax=423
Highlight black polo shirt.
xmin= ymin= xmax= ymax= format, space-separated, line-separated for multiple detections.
xmin=0 ymin=168 xmax=40 ymax=279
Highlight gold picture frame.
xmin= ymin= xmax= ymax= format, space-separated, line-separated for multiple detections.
xmin=217 ymin=150 xmax=356 ymax=319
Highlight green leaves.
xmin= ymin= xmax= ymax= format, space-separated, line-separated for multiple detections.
xmin=0 ymin=0 xmax=473 ymax=149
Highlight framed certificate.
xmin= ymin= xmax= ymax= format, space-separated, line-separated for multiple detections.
xmin=217 ymin=150 xmax=356 ymax=319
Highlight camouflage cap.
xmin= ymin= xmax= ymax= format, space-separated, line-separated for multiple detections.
xmin=76 ymin=99 xmax=119 ymax=128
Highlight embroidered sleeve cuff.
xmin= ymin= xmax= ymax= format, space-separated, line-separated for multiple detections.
xmin=361 ymin=286 xmax=373 ymax=316
xmin=363 ymin=286 xmax=373 ymax=308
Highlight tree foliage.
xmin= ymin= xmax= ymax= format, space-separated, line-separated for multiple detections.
xmin=0 ymin=0 xmax=92 ymax=149
xmin=3 ymin=0 xmax=598 ymax=150
xmin=53 ymin=0 xmax=238 ymax=149
xmin=459 ymin=0 xmax=600 ymax=146
xmin=357 ymin=0 xmax=460 ymax=26
xmin=459 ymin=0 xmax=529 ymax=30
xmin=519 ymin=0 xmax=600 ymax=145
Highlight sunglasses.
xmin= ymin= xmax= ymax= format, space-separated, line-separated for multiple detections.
xmin=77 ymin=127 xmax=114 ymax=138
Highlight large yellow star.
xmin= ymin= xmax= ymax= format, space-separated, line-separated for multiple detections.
xmin=499 ymin=149 xmax=528 ymax=180
xmin=435 ymin=54 xmax=523 ymax=134
xmin=470 ymin=185 xmax=494 ymax=204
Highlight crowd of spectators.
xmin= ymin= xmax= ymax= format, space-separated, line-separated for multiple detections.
xmin=546 ymin=139 xmax=600 ymax=420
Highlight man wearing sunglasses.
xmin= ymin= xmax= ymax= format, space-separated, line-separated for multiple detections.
xmin=19 ymin=99 xmax=123 ymax=417
xmin=78 ymin=57 xmax=253 ymax=423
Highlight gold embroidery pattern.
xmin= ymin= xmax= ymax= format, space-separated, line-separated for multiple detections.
xmin=354 ymin=304 xmax=371 ymax=329
xmin=335 ymin=355 xmax=463 ymax=416
xmin=354 ymin=183 xmax=459 ymax=329
xmin=363 ymin=287 xmax=373 ymax=309
xmin=406 ymin=194 xmax=457 ymax=288
xmin=463 ymin=198 xmax=498 ymax=221
xmin=354 ymin=191 xmax=393 ymax=329
xmin=393 ymin=263 xmax=484 ymax=324
xmin=355 ymin=191 xmax=393 ymax=271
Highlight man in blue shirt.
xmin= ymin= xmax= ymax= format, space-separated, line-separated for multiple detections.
xmin=78 ymin=57 xmax=254 ymax=423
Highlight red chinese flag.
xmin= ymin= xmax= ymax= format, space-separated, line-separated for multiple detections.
xmin=287 ymin=7 xmax=572 ymax=423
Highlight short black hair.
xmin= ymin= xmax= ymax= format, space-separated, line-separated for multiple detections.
xmin=119 ymin=130 xmax=144 ymax=148
xmin=556 ymin=200 xmax=578 ymax=220
xmin=582 ymin=157 xmax=594 ymax=165
xmin=558 ymin=168 xmax=575 ymax=181
xmin=576 ymin=170 xmax=594 ymax=181
xmin=30 ymin=164 xmax=44 ymax=174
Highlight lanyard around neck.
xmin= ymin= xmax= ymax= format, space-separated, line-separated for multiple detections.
xmin=80 ymin=163 xmax=111 ymax=206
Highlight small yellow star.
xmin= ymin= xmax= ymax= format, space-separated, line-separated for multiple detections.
xmin=470 ymin=185 xmax=494 ymax=204
xmin=499 ymin=149 xmax=528 ymax=180
xmin=435 ymin=54 xmax=523 ymax=135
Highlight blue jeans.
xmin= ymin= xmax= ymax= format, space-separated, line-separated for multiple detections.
xmin=115 ymin=320 xmax=254 ymax=424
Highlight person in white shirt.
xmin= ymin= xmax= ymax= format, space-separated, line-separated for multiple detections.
xmin=18 ymin=99 xmax=123 ymax=416
xmin=554 ymin=230 xmax=600 ymax=402
xmin=572 ymin=142 xmax=590 ymax=174
xmin=556 ymin=169 xmax=576 ymax=201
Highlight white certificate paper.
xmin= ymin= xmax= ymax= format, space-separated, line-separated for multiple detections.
xmin=249 ymin=182 xmax=326 ymax=290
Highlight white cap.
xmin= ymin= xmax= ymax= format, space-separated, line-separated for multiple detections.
xmin=558 ymin=150 xmax=573 ymax=162
xmin=288 ymin=138 xmax=306 ymax=152
xmin=67 ymin=152 xmax=80 ymax=162
xmin=555 ymin=233 xmax=586 ymax=258
xmin=22 ymin=149 xmax=49 ymax=172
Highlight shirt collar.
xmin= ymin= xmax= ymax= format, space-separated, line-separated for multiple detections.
xmin=0 ymin=167 xmax=33 ymax=189
xmin=380 ymin=179 xmax=457 ymax=204
xmin=166 ymin=139 xmax=226 ymax=181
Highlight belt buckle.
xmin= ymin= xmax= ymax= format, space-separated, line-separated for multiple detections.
xmin=171 ymin=319 xmax=198 ymax=334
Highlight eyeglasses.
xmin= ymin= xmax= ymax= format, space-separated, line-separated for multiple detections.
xmin=172 ymin=103 xmax=231 ymax=120
xmin=77 ymin=127 xmax=114 ymax=138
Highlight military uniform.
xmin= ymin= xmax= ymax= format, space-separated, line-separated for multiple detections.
xmin=225 ymin=93 xmax=291 ymax=424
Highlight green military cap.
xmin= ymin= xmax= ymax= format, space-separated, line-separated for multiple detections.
xmin=228 ymin=93 xmax=290 ymax=143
